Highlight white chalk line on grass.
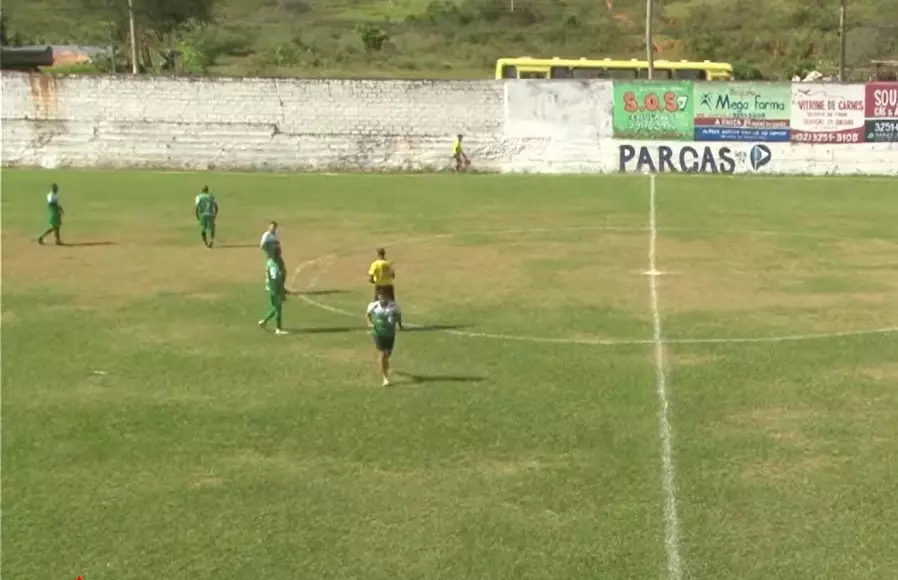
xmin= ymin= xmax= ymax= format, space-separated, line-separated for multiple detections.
xmin=647 ymin=173 xmax=683 ymax=580
xmin=150 ymin=169 xmax=898 ymax=182
xmin=289 ymin=225 xmax=898 ymax=346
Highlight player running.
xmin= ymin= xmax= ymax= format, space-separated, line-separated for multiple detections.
xmin=452 ymin=134 xmax=470 ymax=172
xmin=367 ymin=247 xmax=399 ymax=307
xmin=366 ymin=289 xmax=403 ymax=386
xmin=194 ymin=186 xmax=219 ymax=248
xmin=259 ymin=247 xmax=289 ymax=335
xmin=37 ymin=183 xmax=64 ymax=245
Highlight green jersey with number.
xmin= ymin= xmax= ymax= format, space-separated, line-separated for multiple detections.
xmin=367 ymin=301 xmax=401 ymax=337
xmin=195 ymin=193 xmax=217 ymax=217
xmin=266 ymin=258 xmax=285 ymax=294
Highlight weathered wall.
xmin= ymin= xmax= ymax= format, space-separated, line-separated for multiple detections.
xmin=0 ymin=73 xmax=508 ymax=171
xmin=2 ymin=73 xmax=896 ymax=174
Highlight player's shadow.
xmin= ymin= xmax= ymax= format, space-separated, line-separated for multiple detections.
xmin=295 ymin=289 xmax=348 ymax=296
xmin=394 ymin=371 xmax=485 ymax=385
xmin=215 ymin=243 xmax=258 ymax=249
xmin=403 ymin=324 xmax=471 ymax=332
xmin=286 ymin=325 xmax=366 ymax=334
xmin=61 ymin=241 xmax=116 ymax=247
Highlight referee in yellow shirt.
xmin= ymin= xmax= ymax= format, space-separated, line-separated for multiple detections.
xmin=368 ymin=247 xmax=397 ymax=302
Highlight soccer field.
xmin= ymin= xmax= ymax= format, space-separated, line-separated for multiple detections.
xmin=2 ymin=169 xmax=897 ymax=580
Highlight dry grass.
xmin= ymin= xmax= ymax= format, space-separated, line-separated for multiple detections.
xmin=721 ymin=407 xmax=820 ymax=449
xmin=298 ymin=232 xmax=651 ymax=314
xmin=657 ymin=234 xmax=898 ymax=332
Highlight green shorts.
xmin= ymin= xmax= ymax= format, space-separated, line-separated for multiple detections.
xmin=48 ymin=214 xmax=61 ymax=228
xmin=373 ymin=334 xmax=395 ymax=354
xmin=199 ymin=216 xmax=215 ymax=233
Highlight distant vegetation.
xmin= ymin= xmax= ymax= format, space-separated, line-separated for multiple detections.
xmin=2 ymin=0 xmax=897 ymax=79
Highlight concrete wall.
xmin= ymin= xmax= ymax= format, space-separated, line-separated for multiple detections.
xmin=1 ymin=73 xmax=506 ymax=171
xmin=2 ymin=73 xmax=896 ymax=174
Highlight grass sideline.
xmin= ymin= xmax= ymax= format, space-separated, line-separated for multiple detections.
xmin=2 ymin=169 xmax=898 ymax=579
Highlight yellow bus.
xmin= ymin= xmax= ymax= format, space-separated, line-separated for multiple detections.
xmin=495 ymin=57 xmax=734 ymax=81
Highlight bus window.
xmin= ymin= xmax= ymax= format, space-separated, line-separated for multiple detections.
xmin=605 ymin=68 xmax=637 ymax=79
xmin=638 ymin=68 xmax=671 ymax=79
xmin=501 ymin=65 xmax=518 ymax=79
xmin=673 ymin=68 xmax=707 ymax=80
xmin=519 ymin=70 xmax=547 ymax=79
xmin=571 ymin=67 xmax=606 ymax=79
xmin=550 ymin=66 xmax=573 ymax=78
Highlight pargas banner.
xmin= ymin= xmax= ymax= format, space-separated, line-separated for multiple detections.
xmin=618 ymin=143 xmax=774 ymax=174
xmin=693 ymin=83 xmax=791 ymax=142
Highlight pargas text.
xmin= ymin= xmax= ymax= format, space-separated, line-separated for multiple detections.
xmin=619 ymin=145 xmax=737 ymax=173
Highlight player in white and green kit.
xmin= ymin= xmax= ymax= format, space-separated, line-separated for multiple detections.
xmin=37 ymin=183 xmax=64 ymax=245
xmin=259 ymin=247 xmax=289 ymax=335
xmin=260 ymin=221 xmax=287 ymax=272
xmin=366 ymin=289 xmax=403 ymax=386
xmin=194 ymin=186 xmax=218 ymax=248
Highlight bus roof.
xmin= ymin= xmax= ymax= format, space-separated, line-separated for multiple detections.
xmin=497 ymin=57 xmax=733 ymax=70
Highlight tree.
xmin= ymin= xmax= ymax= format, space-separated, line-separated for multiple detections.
xmin=78 ymin=0 xmax=218 ymax=42
xmin=0 ymin=11 xmax=9 ymax=46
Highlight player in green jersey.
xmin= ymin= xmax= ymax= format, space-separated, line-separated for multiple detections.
xmin=37 ymin=183 xmax=64 ymax=245
xmin=259 ymin=247 xmax=289 ymax=335
xmin=366 ymin=289 xmax=403 ymax=386
xmin=194 ymin=186 xmax=219 ymax=248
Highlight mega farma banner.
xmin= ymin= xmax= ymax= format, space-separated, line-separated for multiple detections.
xmin=693 ymin=83 xmax=791 ymax=142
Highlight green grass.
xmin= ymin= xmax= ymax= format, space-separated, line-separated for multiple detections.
xmin=2 ymin=170 xmax=898 ymax=579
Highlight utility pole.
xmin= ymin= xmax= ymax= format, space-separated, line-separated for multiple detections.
xmin=838 ymin=0 xmax=847 ymax=81
xmin=645 ymin=0 xmax=655 ymax=79
xmin=128 ymin=0 xmax=138 ymax=74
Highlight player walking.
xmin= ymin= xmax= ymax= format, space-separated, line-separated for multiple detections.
xmin=37 ymin=183 xmax=64 ymax=245
xmin=452 ymin=134 xmax=470 ymax=172
xmin=367 ymin=247 xmax=399 ymax=307
xmin=260 ymin=221 xmax=287 ymax=272
xmin=366 ymin=289 xmax=403 ymax=386
xmin=195 ymin=186 xmax=218 ymax=248
xmin=259 ymin=247 xmax=289 ymax=335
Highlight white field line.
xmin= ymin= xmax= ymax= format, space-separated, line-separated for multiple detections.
xmin=647 ymin=174 xmax=683 ymax=580
xmin=144 ymin=169 xmax=898 ymax=183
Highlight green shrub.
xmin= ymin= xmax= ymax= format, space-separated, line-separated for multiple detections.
xmin=732 ymin=61 xmax=764 ymax=80
xmin=39 ymin=63 xmax=103 ymax=74
xmin=356 ymin=23 xmax=389 ymax=52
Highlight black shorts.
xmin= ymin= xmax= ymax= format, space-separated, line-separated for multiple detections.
xmin=374 ymin=334 xmax=395 ymax=354
xmin=374 ymin=285 xmax=395 ymax=301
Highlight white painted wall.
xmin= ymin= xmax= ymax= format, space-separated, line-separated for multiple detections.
xmin=0 ymin=73 xmax=506 ymax=171
xmin=2 ymin=73 xmax=896 ymax=175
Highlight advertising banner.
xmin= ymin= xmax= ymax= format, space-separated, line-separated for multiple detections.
xmin=693 ymin=83 xmax=791 ymax=142
xmin=864 ymin=82 xmax=898 ymax=143
xmin=612 ymin=81 xmax=694 ymax=140
xmin=617 ymin=142 xmax=774 ymax=174
xmin=790 ymin=84 xmax=865 ymax=144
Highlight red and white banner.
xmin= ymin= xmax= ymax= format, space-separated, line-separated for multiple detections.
xmin=790 ymin=84 xmax=865 ymax=144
